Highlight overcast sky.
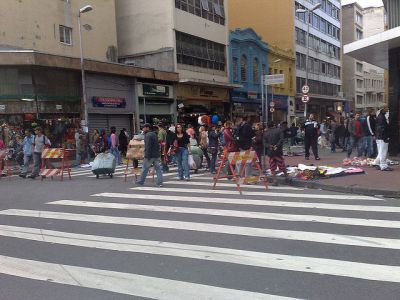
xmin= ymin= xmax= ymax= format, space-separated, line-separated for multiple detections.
xmin=341 ymin=0 xmax=384 ymax=7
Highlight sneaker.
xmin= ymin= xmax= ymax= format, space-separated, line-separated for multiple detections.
xmin=305 ymin=157 xmax=310 ymax=160
xmin=381 ymin=167 xmax=393 ymax=171
xmin=157 ymin=184 xmax=163 ymax=187
xmin=185 ymin=178 xmax=190 ymax=181
xmin=28 ymin=175 xmax=36 ymax=179
xmin=179 ymin=177 xmax=184 ymax=181
xmin=135 ymin=181 xmax=144 ymax=186
xmin=19 ymin=174 xmax=26 ymax=179
xmin=315 ymin=157 xmax=321 ymax=160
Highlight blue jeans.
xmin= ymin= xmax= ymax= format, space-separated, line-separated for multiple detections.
xmin=32 ymin=152 xmax=42 ymax=176
xmin=111 ymin=147 xmax=122 ymax=164
xmin=362 ymin=136 xmax=374 ymax=158
xmin=21 ymin=154 xmax=33 ymax=175
xmin=176 ymin=147 xmax=189 ymax=179
xmin=137 ymin=158 xmax=163 ymax=185
xmin=347 ymin=136 xmax=363 ymax=158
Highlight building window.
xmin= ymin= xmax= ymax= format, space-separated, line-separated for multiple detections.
xmin=356 ymin=12 xmax=363 ymax=24
xmin=232 ymin=57 xmax=238 ymax=81
xmin=356 ymin=62 xmax=363 ymax=73
xmin=240 ymin=55 xmax=247 ymax=82
xmin=357 ymin=95 xmax=363 ymax=104
xmin=262 ymin=64 xmax=266 ymax=77
xmin=356 ymin=29 xmax=363 ymax=40
xmin=356 ymin=79 xmax=363 ymax=88
xmin=253 ymin=58 xmax=259 ymax=83
xmin=59 ymin=25 xmax=72 ymax=45
xmin=175 ymin=31 xmax=226 ymax=71
xmin=176 ymin=0 xmax=225 ymax=25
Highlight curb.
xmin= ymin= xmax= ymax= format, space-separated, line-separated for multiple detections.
xmin=272 ymin=176 xmax=400 ymax=199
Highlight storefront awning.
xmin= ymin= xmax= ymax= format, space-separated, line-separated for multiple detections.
xmin=343 ymin=26 xmax=400 ymax=69
xmin=179 ymin=78 xmax=242 ymax=89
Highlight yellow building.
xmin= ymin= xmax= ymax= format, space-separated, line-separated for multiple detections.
xmin=228 ymin=0 xmax=296 ymax=122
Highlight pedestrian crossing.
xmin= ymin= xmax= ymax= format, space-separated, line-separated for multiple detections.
xmin=0 ymin=174 xmax=399 ymax=299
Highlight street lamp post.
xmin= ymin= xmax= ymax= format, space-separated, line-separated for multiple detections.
xmin=296 ymin=3 xmax=321 ymax=119
xmin=78 ymin=5 xmax=93 ymax=130
xmin=270 ymin=59 xmax=281 ymax=122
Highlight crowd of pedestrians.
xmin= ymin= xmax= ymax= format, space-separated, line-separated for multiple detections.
xmin=0 ymin=104 xmax=393 ymax=183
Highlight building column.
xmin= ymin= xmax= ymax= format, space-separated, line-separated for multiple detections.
xmin=388 ymin=48 xmax=400 ymax=155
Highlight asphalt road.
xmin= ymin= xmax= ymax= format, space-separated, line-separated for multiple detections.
xmin=0 ymin=165 xmax=399 ymax=299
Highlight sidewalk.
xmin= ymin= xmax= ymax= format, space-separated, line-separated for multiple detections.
xmin=277 ymin=147 xmax=400 ymax=198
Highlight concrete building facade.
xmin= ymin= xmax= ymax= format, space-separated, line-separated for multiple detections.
xmin=342 ymin=3 xmax=386 ymax=114
xmin=116 ymin=0 xmax=236 ymax=125
xmin=0 ymin=0 xmax=118 ymax=62
xmin=295 ymin=0 xmax=344 ymax=121
xmin=344 ymin=0 xmax=400 ymax=154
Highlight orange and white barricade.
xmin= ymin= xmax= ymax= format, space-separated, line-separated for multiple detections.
xmin=40 ymin=148 xmax=71 ymax=181
xmin=0 ymin=149 xmax=11 ymax=179
xmin=213 ymin=149 xmax=268 ymax=195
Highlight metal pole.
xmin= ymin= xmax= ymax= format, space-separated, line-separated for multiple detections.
xmin=271 ymin=85 xmax=274 ymax=122
xmin=143 ymin=97 xmax=147 ymax=124
xmin=304 ymin=10 xmax=310 ymax=119
xmin=78 ymin=14 xmax=89 ymax=128
xmin=261 ymin=74 xmax=265 ymax=171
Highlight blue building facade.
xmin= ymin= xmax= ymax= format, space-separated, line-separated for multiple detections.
xmin=228 ymin=28 xmax=268 ymax=122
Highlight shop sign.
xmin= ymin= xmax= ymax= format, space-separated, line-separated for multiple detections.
xmin=56 ymin=105 xmax=63 ymax=110
xmin=92 ymin=97 xmax=126 ymax=108
xmin=247 ymin=91 xmax=258 ymax=99
xmin=177 ymin=85 xmax=229 ymax=102
xmin=143 ymin=84 xmax=169 ymax=97
xmin=0 ymin=105 xmax=5 ymax=111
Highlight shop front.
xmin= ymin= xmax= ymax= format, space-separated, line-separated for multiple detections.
xmin=177 ymin=84 xmax=230 ymax=125
xmin=231 ymin=90 xmax=261 ymax=123
xmin=137 ymin=82 xmax=175 ymax=125
xmin=86 ymin=74 xmax=134 ymax=136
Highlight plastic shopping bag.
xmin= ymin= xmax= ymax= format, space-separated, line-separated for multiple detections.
xmin=188 ymin=154 xmax=197 ymax=170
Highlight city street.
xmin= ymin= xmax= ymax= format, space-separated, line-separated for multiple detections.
xmin=0 ymin=167 xmax=399 ymax=299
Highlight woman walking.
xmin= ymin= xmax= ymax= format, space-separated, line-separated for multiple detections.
xmin=172 ymin=124 xmax=191 ymax=181
xmin=199 ymin=126 xmax=210 ymax=170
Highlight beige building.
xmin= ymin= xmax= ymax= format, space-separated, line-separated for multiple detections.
xmin=0 ymin=0 xmax=118 ymax=62
xmin=342 ymin=3 xmax=386 ymax=113
xmin=116 ymin=0 xmax=236 ymax=123
xmin=0 ymin=0 xmax=179 ymax=136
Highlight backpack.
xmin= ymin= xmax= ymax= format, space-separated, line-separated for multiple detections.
xmin=107 ymin=135 xmax=112 ymax=149
xmin=219 ymin=131 xmax=225 ymax=146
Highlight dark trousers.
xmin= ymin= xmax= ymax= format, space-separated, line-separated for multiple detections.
xmin=304 ymin=136 xmax=318 ymax=158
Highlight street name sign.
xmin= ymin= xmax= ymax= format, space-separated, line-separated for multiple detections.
xmin=264 ymin=74 xmax=285 ymax=85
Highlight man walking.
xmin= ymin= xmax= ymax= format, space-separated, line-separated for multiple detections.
xmin=236 ymin=117 xmax=254 ymax=176
xmin=136 ymin=124 xmax=163 ymax=186
xmin=304 ymin=114 xmax=320 ymax=160
xmin=374 ymin=106 xmax=391 ymax=171
xmin=264 ymin=121 xmax=289 ymax=186
xmin=19 ymin=129 xmax=35 ymax=178
xmin=28 ymin=127 xmax=51 ymax=179
xmin=347 ymin=112 xmax=364 ymax=158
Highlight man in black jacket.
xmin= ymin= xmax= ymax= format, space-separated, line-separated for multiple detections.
xmin=304 ymin=114 xmax=320 ymax=160
xmin=136 ymin=124 xmax=164 ymax=186
xmin=236 ymin=117 xmax=254 ymax=177
xmin=374 ymin=106 xmax=391 ymax=171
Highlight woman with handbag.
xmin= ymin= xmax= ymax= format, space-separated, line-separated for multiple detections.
xmin=170 ymin=124 xmax=191 ymax=181
xmin=199 ymin=126 xmax=210 ymax=170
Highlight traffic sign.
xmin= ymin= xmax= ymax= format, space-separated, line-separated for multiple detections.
xmin=301 ymin=94 xmax=310 ymax=103
xmin=270 ymin=108 xmax=275 ymax=113
xmin=302 ymin=85 xmax=310 ymax=94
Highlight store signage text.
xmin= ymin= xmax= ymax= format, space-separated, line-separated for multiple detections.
xmin=92 ymin=97 xmax=126 ymax=108
xmin=247 ymin=91 xmax=257 ymax=99
xmin=143 ymin=84 xmax=169 ymax=97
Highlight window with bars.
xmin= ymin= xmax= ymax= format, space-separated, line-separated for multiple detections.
xmin=240 ymin=55 xmax=247 ymax=82
xmin=175 ymin=31 xmax=226 ymax=71
xmin=175 ymin=0 xmax=225 ymax=25
xmin=253 ymin=58 xmax=259 ymax=83
xmin=59 ymin=25 xmax=72 ymax=45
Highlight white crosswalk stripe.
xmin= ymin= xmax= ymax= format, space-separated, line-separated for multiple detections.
xmin=0 ymin=175 xmax=399 ymax=299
